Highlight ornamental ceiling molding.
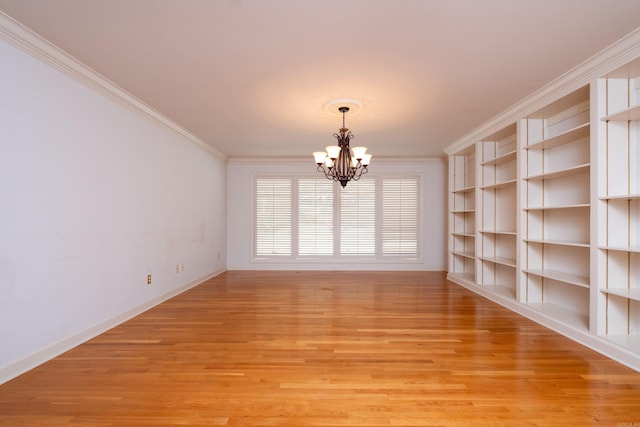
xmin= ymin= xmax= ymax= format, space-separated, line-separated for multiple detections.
xmin=227 ymin=156 xmax=445 ymax=165
xmin=0 ymin=11 xmax=227 ymax=161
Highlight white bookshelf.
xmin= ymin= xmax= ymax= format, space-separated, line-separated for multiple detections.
xmin=595 ymin=57 xmax=640 ymax=354
xmin=519 ymin=86 xmax=591 ymax=330
xmin=446 ymin=39 xmax=640 ymax=372
xmin=477 ymin=124 xmax=518 ymax=298
xmin=449 ymin=146 xmax=477 ymax=284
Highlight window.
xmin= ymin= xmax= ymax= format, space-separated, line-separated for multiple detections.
xmin=298 ymin=178 xmax=333 ymax=255
xmin=340 ymin=179 xmax=376 ymax=255
xmin=382 ymin=178 xmax=419 ymax=255
xmin=255 ymin=175 xmax=420 ymax=260
xmin=255 ymin=178 xmax=291 ymax=256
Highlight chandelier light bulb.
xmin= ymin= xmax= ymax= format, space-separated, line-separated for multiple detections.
xmin=325 ymin=145 xmax=341 ymax=159
xmin=313 ymin=151 xmax=327 ymax=165
xmin=324 ymin=157 xmax=334 ymax=168
xmin=351 ymin=147 xmax=367 ymax=160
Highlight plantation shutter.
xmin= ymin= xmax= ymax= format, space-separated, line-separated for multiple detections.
xmin=298 ymin=178 xmax=334 ymax=255
xmin=255 ymin=178 xmax=292 ymax=256
xmin=340 ymin=178 xmax=376 ymax=255
xmin=382 ymin=177 xmax=419 ymax=255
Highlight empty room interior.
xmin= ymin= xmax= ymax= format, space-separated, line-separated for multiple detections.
xmin=2 ymin=1 xmax=640 ymax=425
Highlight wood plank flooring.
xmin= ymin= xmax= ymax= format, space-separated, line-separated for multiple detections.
xmin=1 ymin=271 xmax=640 ymax=426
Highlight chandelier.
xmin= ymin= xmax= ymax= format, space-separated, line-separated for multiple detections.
xmin=313 ymin=106 xmax=371 ymax=188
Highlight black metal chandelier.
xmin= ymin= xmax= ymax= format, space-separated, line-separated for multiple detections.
xmin=313 ymin=106 xmax=371 ymax=188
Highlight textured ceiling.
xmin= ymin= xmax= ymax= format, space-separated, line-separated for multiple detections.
xmin=1 ymin=0 xmax=640 ymax=158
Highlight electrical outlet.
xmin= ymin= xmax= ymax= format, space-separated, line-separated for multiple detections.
xmin=147 ymin=274 xmax=152 ymax=285
xmin=176 ymin=264 xmax=180 ymax=273
xmin=180 ymin=264 xmax=184 ymax=271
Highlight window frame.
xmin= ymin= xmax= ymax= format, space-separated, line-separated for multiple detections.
xmin=253 ymin=174 xmax=422 ymax=263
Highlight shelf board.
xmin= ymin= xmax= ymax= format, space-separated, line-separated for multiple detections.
xmin=603 ymin=335 xmax=640 ymax=354
xmin=524 ymin=238 xmax=590 ymax=248
xmin=480 ymin=256 xmax=517 ymax=268
xmin=523 ymin=269 xmax=590 ymax=288
xmin=452 ymin=232 xmax=475 ymax=238
xmin=481 ymin=150 xmax=517 ymax=166
xmin=481 ymin=179 xmax=517 ymax=190
xmin=601 ymin=288 xmax=640 ymax=302
xmin=599 ymin=245 xmax=640 ymax=253
xmin=524 ymin=163 xmax=590 ymax=181
xmin=479 ymin=230 xmax=516 ymax=236
xmin=602 ymin=104 xmax=640 ymax=122
xmin=448 ymin=272 xmax=475 ymax=283
xmin=599 ymin=193 xmax=640 ymax=201
xmin=524 ymin=203 xmax=589 ymax=211
xmin=452 ymin=185 xmax=475 ymax=194
xmin=482 ymin=284 xmax=516 ymax=300
xmin=452 ymin=250 xmax=475 ymax=259
xmin=524 ymin=122 xmax=589 ymax=150
xmin=525 ymin=302 xmax=589 ymax=331
xmin=452 ymin=209 xmax=476 ymax=214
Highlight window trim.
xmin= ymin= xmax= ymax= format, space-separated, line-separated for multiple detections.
xmin=253 ymin=174 xmax=422 ymax=263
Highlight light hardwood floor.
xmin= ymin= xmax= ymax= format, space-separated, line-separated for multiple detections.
xmin=1 ymin=271 xmax=639 ymax=426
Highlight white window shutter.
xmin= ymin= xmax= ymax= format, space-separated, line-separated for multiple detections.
xmin=340 ymin=178 xmax=376 ymax=255
xmin=255 ymin=178 xmax=292 ymax=256
xmin=298 ymin=178 xmax=334 ymax=255
xmin=382 ymin=177 xmax=419 ymax=255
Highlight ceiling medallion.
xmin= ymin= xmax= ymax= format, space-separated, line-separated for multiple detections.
xmin=321 ymin=98 xmax=364 ymax=118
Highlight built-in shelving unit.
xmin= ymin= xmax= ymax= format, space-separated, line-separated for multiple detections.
xmin=449 ymin=146 xmax=477 ymax=284
xmin=595 ymin=57 xmax=640 ymax=354
xmin=477 ymin=124 xmax=518 ymax=299
xmin=519 ymin=85 xmax=591 ymax=331
xmin=445 ymin=35 xmax=640 ymax=372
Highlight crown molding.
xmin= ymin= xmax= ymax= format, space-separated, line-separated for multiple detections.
xmin=444 ymin=27 xmax=640 ymax=155
xmin=0 ymin=11 xmax=227 ymax=161
xmin=227 ymin=156 xmax=445 ymax=165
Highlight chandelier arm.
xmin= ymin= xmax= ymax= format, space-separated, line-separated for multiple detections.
xmin=352 ymin=167 xmax=362 ymax=181
xmin=317 ymin=164 xmax=335 ymax=181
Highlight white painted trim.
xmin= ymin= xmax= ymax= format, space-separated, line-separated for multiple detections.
xmin=0 ymin=269 xmax=226 ymax=385
xmin=228 ymin=156 xmax=446 ymax=165
xmin=447 ymin=274 xmax=640 ymax=373
xmin=0 ymin=11 xmax=227 ymax=162
xmin=445 ymin=27 xmax=640 ymax=155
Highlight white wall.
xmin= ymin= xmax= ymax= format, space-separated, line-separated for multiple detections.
xmin=227 ymin=157 xmax=447 ymax=270
xmin=0 ymin=38 xmax=227 ymax=383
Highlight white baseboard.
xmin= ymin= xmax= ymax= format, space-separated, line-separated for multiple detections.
xmin=0 ymin=269 xmax=225 ymax=385
xmin=447 ymin=273 xmax=640 ymax=373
